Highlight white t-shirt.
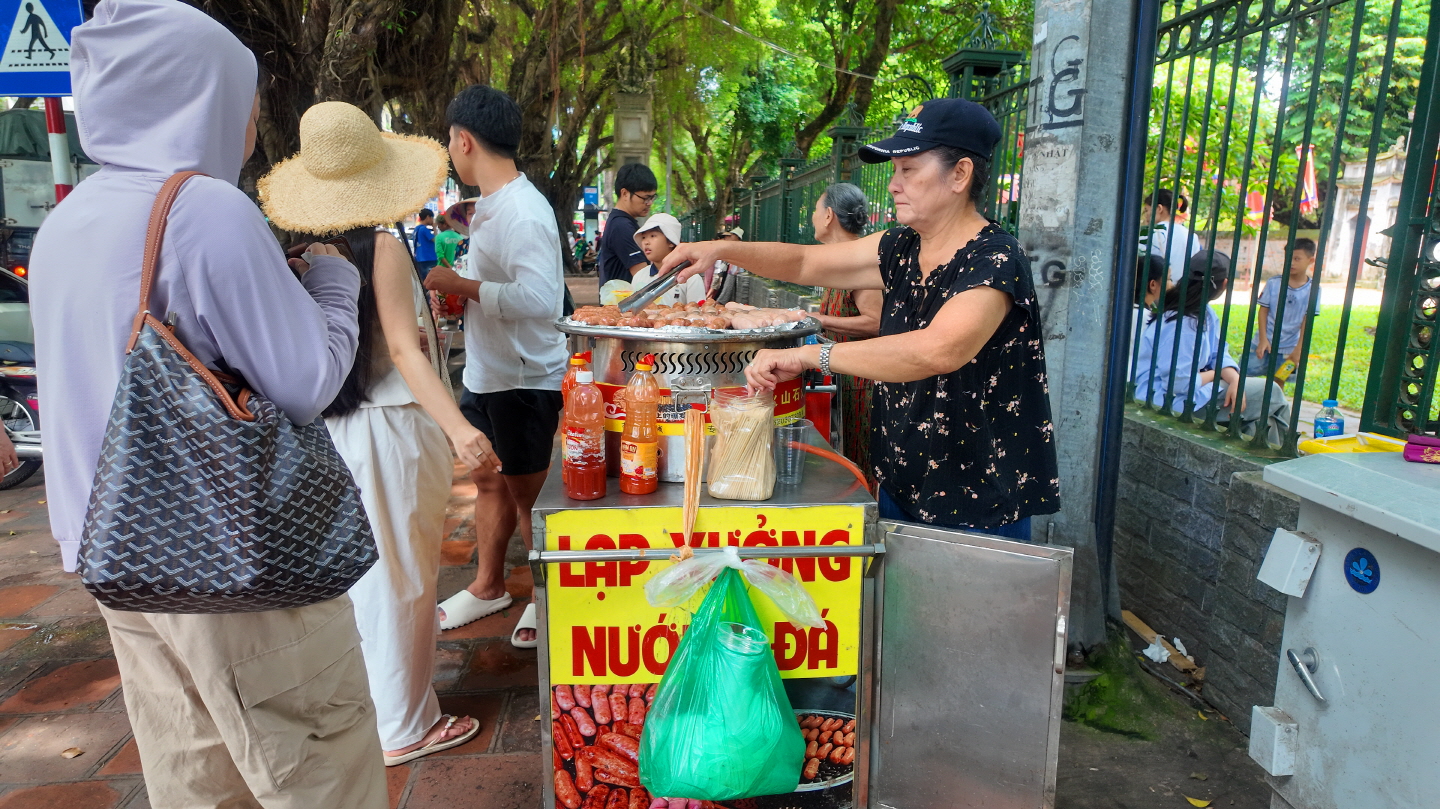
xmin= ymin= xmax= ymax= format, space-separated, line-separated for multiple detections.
xmin=636 ymin=263 xmax=708 ymax=306
xmin=460 ymin=173 xmax=568 ymax=393
xmin=1143 ymin=221 xmax=1203 ymax=282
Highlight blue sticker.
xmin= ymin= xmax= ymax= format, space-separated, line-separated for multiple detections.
xmin=1344 ymin=547 xmax=1380 ymax=594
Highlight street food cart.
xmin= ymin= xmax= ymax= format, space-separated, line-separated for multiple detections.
xmin=530 ymin=319 xmax=1075 ymax=808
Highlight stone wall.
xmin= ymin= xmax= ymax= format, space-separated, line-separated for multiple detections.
xmin=1114 ymin=408 xmax=1299 ymax=734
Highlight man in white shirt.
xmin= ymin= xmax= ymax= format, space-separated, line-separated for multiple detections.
xmin=424 ymin=86 xmax=567 ymax=644
xmin=1140 ymin=189 xmax=1203 ymax=283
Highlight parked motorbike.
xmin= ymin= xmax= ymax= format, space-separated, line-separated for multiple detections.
xmin=0 ymin=267 xmax=40 ymax=489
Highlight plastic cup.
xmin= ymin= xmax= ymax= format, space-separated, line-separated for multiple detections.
xmin=774 ymin=419 xmax=813 ymax=486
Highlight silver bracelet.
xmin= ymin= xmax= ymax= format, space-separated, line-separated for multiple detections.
xmin=819 ymin=343 xmax=833 ymax=376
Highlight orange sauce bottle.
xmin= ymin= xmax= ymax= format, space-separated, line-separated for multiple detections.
xmin=619 ymin=354 xmax=660 ymax=495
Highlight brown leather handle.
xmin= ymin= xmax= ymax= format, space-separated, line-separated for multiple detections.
xmin=126 ymin=171 xmax=205 ymax=353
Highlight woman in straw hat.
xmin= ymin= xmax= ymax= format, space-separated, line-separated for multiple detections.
xmin=259 ymin=101 xmax=495 ymax=765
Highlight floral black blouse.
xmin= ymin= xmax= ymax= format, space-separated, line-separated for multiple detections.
xmin=870 ymin=223 xmax=1061 ymax=528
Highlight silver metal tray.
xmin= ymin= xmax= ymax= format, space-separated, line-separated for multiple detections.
xmin=556 ymin=316 xmax=822 ymax=344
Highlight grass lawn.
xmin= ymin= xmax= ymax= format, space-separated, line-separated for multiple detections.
xmin=1217 ymin=303 xmax=1378 ymax=412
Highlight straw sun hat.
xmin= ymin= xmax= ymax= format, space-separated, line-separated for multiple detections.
xmin=258 ymin=101 xmax=449 ymax=235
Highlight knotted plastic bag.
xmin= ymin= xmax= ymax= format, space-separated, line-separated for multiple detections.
xmin=639 ymin=547 xmax=823 ymax=800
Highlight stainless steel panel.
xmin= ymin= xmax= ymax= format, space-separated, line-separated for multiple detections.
xmin=870 ymin=522 xmax=1071 ymax=809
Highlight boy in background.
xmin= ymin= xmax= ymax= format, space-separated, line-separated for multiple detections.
xmin=1248 ymin=237 xmax=1319 ymax=383
xmin=413 ymin=208 xmax=438 ymax=279
xmin=434 ymin=214 xmax=464 ymax=269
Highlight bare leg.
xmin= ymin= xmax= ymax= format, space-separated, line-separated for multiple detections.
xmin=439 ymin=466 xmax=549 ymax=634
xmin=501 ymin=468 xmax=550 ymax=642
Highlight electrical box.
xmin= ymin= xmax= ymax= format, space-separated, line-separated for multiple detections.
xmin=1249 ymin=706 xmax=1299 ymax=776
xmin=1258 ymin=528 xmax=1322 ymax=597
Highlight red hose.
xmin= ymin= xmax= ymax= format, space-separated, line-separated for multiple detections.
xmin=788 ymin=441 xmax=872 ymax=491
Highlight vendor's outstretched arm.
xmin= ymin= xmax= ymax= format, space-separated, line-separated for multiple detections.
xmin=662 ymin=232 xmax=886 ymax=290
xmin=745 ymin=287 xmax=1012 ymax=388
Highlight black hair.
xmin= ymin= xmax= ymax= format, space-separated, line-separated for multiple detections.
xmin=820 ymin=183 xmax=869 ymax=235
xmin=928 ymin=145 xmax=991 ymax=205
xmin=323 ymin=227 xmax=381 ymax=419
xmin=1144 ymin=189 xmax=1188 ymax=215
xmin=1293 ymin=237 xmax=1317 ymax=257
xmin=418 ymin=208 xmax=434 ymax=221
xmin=616 ymin=163 xmax=658 ymax=196
xmin=1135 ymin=254 xmax=1168 ymax=306
xmin=1162 ymin=261 xmax=1227 ymax=321
xmin=446 ymin=85 xmax=522 ymax=160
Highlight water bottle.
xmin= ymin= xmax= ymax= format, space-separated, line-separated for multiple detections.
xmin=1314 ymin=400 xmax=1345 ymax=438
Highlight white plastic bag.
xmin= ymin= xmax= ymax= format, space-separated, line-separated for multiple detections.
xmin=600 ymin=279 xmax=634 ymax=306
xmin=644 ymin=545 xmax=824 ymax=628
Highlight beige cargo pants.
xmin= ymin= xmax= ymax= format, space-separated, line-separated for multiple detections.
xmin=100 ymin=595 xmax=387 ymax=809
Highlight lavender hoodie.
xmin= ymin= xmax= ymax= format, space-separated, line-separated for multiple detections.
xmin=29 ymin=0 xmax=361 ymax=572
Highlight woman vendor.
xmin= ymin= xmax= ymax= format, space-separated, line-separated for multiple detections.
xmin=662 ymin=98 xmax=1059 ymax=538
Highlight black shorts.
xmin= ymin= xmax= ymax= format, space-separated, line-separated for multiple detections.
xmin=459 ymin=388 xmax=564 ymax=476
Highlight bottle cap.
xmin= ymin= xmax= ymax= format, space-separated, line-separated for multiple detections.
xmin=1322 ymin=399 xmax=1338 ymax=407
xmin=577 ymin=370 xmax=593 ymax=384
xmin=635 ymin=353 xmax=656 ymax=372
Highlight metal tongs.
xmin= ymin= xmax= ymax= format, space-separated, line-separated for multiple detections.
xmin=618 ymin=261 xmax=693 ymax=313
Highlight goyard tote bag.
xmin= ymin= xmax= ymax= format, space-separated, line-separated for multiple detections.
xmin=78 ymin=171 xmax=377 ymax=613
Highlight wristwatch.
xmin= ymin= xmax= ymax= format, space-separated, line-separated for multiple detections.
xmin=818 ymin=343 xmax=834 ymax=376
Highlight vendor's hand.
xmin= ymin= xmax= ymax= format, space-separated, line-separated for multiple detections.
xmin=287 ymin=241 xmax=343 ymax=276
xmin=658 ymin=241 xmax=724 ymax=281
xmin=649 ymin=799 xmax=701 ymax=809
xmin=745 ymin=347 xmax=813 ymax=392
xmin=424 ymin=265 xmax=467 ymax=296
xmin=451 ymin=427 xmax=501 ymax=473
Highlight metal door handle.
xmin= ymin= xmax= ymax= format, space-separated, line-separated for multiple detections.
xmin=1287 ymin=647 xmax=1325 ymax=703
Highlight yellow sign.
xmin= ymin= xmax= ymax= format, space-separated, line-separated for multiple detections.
xmin=543 ymin=505 xmax=866 ymax=684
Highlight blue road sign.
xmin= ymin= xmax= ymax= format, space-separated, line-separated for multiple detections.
xmin=583 ymin=186 xmax=599 ymax=207
xmin=0 ymin=0 xmax=83 ymax=96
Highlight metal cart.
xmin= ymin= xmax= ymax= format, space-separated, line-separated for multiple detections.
xmin=528 ymin=426 xmax=1075 ymax=809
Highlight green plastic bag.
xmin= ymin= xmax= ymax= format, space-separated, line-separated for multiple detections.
xmin=639 ymin=565 xmax=809 ymax=800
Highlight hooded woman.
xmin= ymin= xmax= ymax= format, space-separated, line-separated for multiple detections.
xmin=29 ymin=2 xmax=384 ymax=806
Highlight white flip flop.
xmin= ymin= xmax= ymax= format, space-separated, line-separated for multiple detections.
xmin=438 ymin=589 xmax=513 ymax=631
xmin=383 ymin=714 xmax=481 ymax=766
xmin=510 ymin=602 xmax=539 ymax=649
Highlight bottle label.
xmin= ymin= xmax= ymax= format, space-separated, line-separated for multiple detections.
xmin=563 ymin=426 xmax=592 ymax=463
xmin=620 ymin=439 xmax=658 ymax=480
xmin=1314 ymin=418 xmax=1344 ymax=438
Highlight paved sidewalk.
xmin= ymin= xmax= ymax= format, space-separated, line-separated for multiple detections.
xmin=0 ymin=464 xmax=545 ymax=809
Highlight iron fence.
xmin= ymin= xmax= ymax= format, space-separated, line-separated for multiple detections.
xmin=1129 ymin=0 xmax=1430 ymax=454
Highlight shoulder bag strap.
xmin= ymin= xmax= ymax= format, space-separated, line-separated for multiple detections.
xmin=120 ymin=171 xmax=256 ymax=422
xmin=125 ymin=170 xmax=204 ymax=353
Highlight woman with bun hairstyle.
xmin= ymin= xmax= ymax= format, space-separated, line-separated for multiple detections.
xmin=259 ymin=101 xmax=497 ymax=766
xmin=811 ymin=183 xmax=880 ymax=480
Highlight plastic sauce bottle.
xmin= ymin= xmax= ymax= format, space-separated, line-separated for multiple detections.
xmin=620 ymin=354 xmax=661 ymax=495
xmin=1313 ymin=399 xmax=1345 ymax=438
xmin=561 ymin=351 xmax=592 ymax=401
xmin=563 ymin=370 xmax=607 ymax=501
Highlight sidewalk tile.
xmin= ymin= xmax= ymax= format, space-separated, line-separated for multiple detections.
xmin=4 ymin=618 xmax=113 ymax=662
xmin=505 ymin=567 xmax=534 ymax=601
xmin=0 ymin=627 xmax=35 ymax=656
xmin=387 ymin=762 xmax=412 ymax=809
xmin=120 ymin=786 xmax=149 ymax=809
xmin=0 ymin=712 xmax=131 ymax=782
xmin=0 ymin=782 xmax=123 ymax=809
xmin=0 ymin=585 xmax=59 ymax=618
xmin=457 ymin=640 xmax=537 ymax=691
xmin=432 ymin=646 xmax=467 ymax=692
xmin=97 ymin=737 xmax=141 ymax=776
xmin=404 ymin=754 xmax=541 ymax=809
xmin=28 ymin=589 xmax=99 ymax=619
xmin=431 ymin=693 xmax=504 ymax=756
xmin=439 ymin=600 xmax=527 ymax=641
xmin=441 ymin=541 xmax=476 ymax=566
xmin=0 ymin=659 xmax=121 ymax=714
xmin=496 ymin=690 xmax=540 ymax=753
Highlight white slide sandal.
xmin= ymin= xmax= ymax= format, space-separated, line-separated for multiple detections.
xmin=438 ymin=589 xmax=513 ymax=631
xmin=510 ymin=602 xmax=539 ymax=649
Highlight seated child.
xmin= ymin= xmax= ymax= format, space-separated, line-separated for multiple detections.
xmin=1134 ymin=251 xmax=1289 ymax=446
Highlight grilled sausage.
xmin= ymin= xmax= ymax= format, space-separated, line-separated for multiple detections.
xmin=599 ymin=732 xmax=640 ymax=764
xmin=803 ymin=758 xmax=821 ymax=780
xmin=628 ymin=697 xmax=646 ymax=726
xmin=592 ymin=687 xmax=613 ymax=724
xmin=553 ymin=721 xmax=575 ymax=759
xmin=828 ymin=746 xmax=846 ymax=765
xmin=556 ymin=770 xmax=583 ymax=809
xmin=561 ymin=714 xmax=586 ymax=748
xmin=818 ymin=730 xmax=833 ymax=745
xmin=610 ymin=691 xmax=629 ymax=725
xmin=821 ymin=718 xmax=842 ymax=732
xmin=627 ymin=787 xmax=649 ymax=809
xmin=579 ymin=746 xmax=638 ymax=776
xmin=843 ymin=719 xmax=856 ymax=734
xmin=554 ymin=746 xmax=566 ymax=771
xmin=571 ymin=706 xmax=598 ymax=737
xmin=619 ymin=722 xmax=643 ymax=739
xmin=646 ymin=683 xmax=658 ymax=704
xmin=585 ymin=784 xmax=610 ymax=809
xmin=629 ymin=683 xmax=647 ymax=699
xmin=805 ymin=740 xmax=818 ymax=758
xmin=576 ymin=758 xmax=595 ymax=792
xmin=841 ymin=747 xmax=856 ymax=765
xmin=816 ymin=743 xmax=833 ymax=761
xmin=843 ymin=731 xmax=856 ymax=747
xmin=595 ymin=768 xmax=642 ymax=789
xmin=605 ymin=789 xmax=628 ymax=809
xmin=556 ymin=685 xmax=577 ymax=712
xmin=803 ymin=728 xmax=819 ymax=742
xmin=573 ymin=684 xmax=592 ymax=708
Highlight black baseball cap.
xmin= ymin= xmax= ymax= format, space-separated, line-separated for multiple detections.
xmin=858 ymin=98 xmax=1003 ymax=164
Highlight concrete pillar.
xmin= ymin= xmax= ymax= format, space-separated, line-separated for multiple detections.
xmin=1017 ymin=0 xmax=1138 ymax=649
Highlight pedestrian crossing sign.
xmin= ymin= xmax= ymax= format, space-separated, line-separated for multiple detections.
xmin=0 ymin=0 xmax=82 ymax=96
